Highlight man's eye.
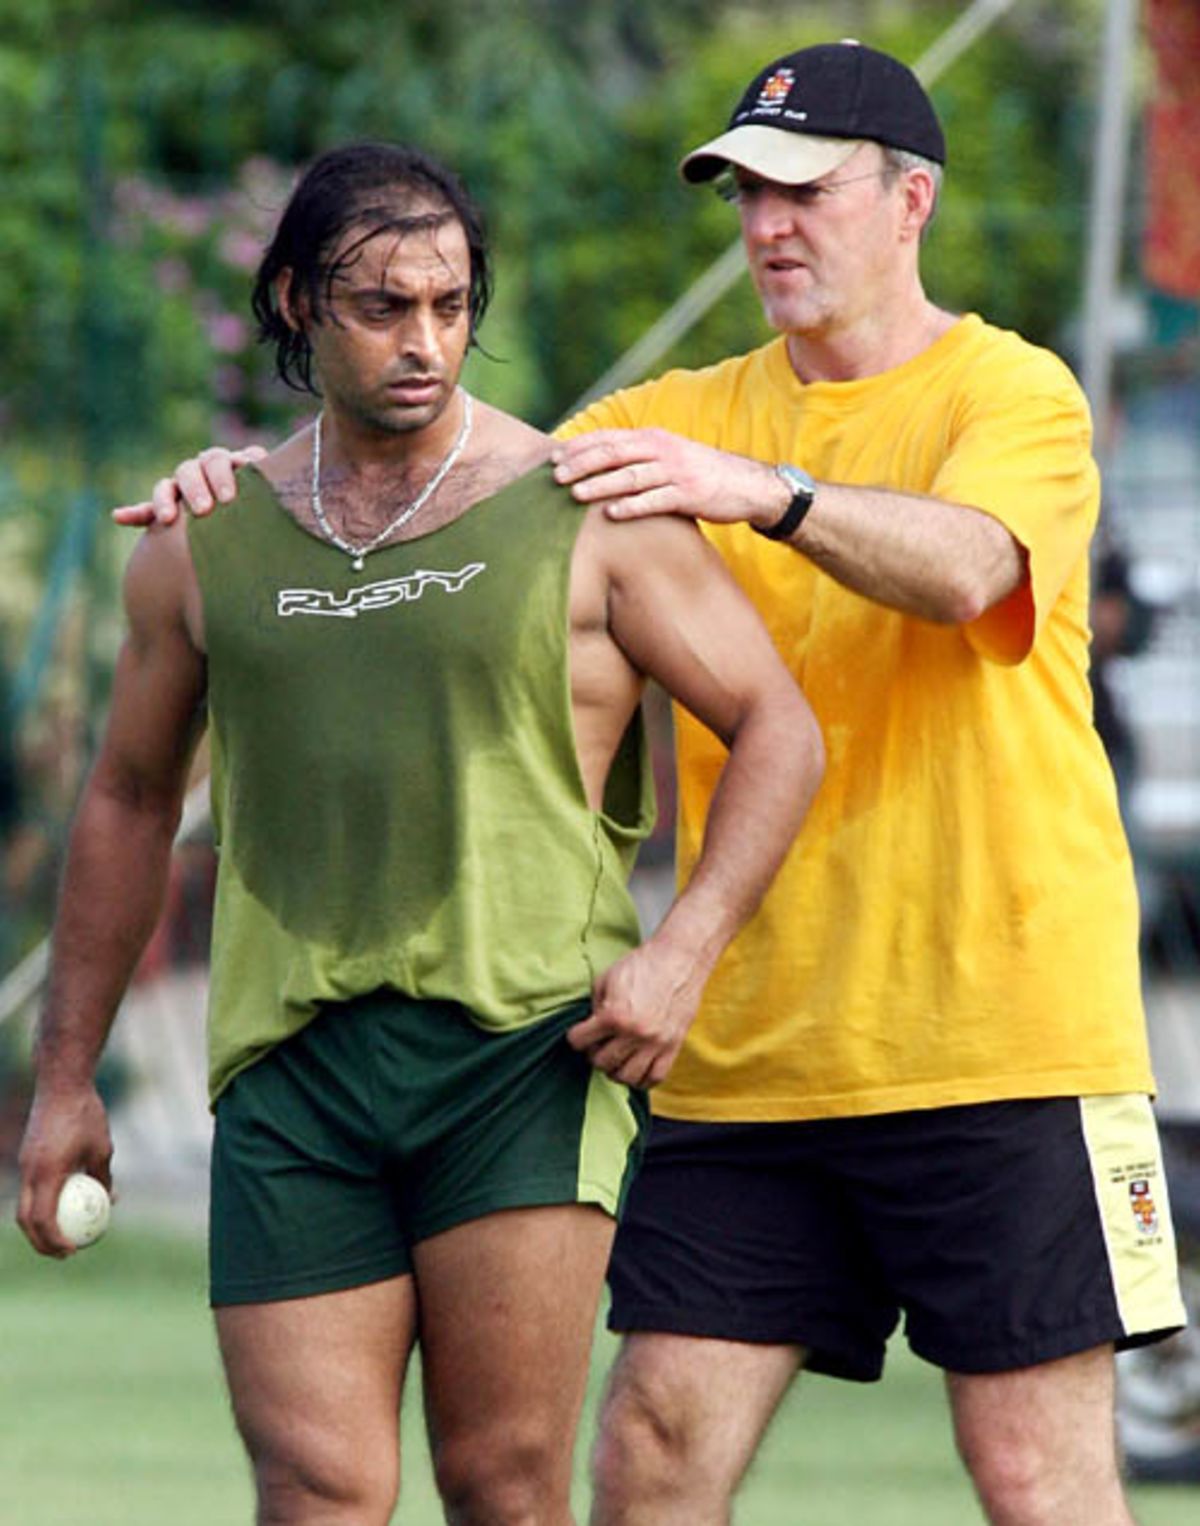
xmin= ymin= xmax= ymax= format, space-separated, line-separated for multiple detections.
xmin=350 ymin=295 xmax=400 ymax=322
xmin=730 ymin=181 xmax=827 ymax=208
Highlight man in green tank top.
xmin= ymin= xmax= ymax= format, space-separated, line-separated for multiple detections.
xmin=17 ymin=143 xmax=823 ymax=1524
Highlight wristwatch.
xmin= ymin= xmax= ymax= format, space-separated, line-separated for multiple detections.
xmin=755 ymin=464 xmax=816 ymax=541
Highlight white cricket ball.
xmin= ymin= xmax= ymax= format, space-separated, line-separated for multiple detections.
xmin=56 ymin=1172 xmax=111 ymax=1249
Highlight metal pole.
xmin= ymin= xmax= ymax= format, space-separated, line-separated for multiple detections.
xmin=1079 ymin=0 xmax=1139 ymax=466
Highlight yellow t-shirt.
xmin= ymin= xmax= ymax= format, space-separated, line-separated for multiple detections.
xmin=560 ymin=314 xmax=1153 ymax=1121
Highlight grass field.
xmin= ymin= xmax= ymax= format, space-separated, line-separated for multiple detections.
xmin=1 ymin=1221 xmax=1195 ymax=1524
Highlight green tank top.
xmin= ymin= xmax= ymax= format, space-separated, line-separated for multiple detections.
xmin=188 ymin=463 xmax=654 ymax=1101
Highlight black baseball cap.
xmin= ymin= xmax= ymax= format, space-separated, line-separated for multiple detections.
xmin=681 ymin=40 xmax=946 ymax=185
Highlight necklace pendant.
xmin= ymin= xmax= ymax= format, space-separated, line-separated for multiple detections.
xmin=352 ymin=554 xmax=365 ymax=572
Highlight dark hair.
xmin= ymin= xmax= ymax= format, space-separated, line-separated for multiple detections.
xmin=251 ymin=141 xmax=493 ymax=394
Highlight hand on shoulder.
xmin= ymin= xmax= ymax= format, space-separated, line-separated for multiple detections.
xmin=112 ymin=444 xmax=269 ymax=528
xmin=551 ymin=427 xmax=780 ymax=529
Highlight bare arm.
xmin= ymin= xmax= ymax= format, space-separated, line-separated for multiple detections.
xmin=568 ymin=513 xmax=823 ymax=1089
xmin=17 ymin=525 xmax=207 ymax=1256
xmin=551 ymin=428 xmax=1026 ymax=624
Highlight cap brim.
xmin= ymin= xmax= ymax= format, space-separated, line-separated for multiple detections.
xmin=680 ymin=127 xmax=864 ymax=185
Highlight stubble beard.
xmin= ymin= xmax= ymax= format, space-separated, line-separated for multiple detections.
xmin=341 ymin=374 xmax=458 ymax=441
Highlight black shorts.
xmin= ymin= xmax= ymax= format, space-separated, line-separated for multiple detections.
xmin=607 ymin=1095 xmax=1184 ymax=1382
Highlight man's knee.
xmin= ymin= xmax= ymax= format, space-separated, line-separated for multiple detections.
xmin=949 ymin=1352 xmax=1130 ymax=1526
xmin=954 ymin=1426 xmax=1046 ymax=1522
xmin=247 ymin=1431 xmax=399 ymax=1525
xmin=591 ymin=1359 xmax=734 ymax=1521
xmin=432 ymin=1419 xmax=571 ymax=1524
xmin=957 ymin=1432 xmax=1128 ymax=1526
xmin=593 ymin=1371 xmax=685 ymax=1496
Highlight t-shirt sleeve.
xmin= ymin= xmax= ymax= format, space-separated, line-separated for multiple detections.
xmin=931 ymin=354 xmax=1100 ymax=666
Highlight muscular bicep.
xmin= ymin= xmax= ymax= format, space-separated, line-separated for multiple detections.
xmin=603 ymin=516 xmax=800 ymax=745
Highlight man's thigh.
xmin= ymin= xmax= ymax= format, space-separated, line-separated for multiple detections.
xmin=947 ymin=1346 xmax=1132 ymax=1521
xmin=216 ymin=1276 xmax=418 ymax=1512
xmin=414 ymin=1205 xmax=615 ymax=1490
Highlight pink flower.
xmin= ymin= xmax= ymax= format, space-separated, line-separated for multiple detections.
xmin=154 ymin=258 xmax=191 ymax=295
xmin=206 ymin=312 xmax=250 ymax=353
xmin=166 ymin=197 xmax=214 ymax=237
xmin=218 ymin=228 xmax=263 ymax=272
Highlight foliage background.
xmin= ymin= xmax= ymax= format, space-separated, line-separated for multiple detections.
xmin=2 ymin=0 xmax=1109 ymax=452
xmin=0 ymin=0 xmax=1141 ymax=954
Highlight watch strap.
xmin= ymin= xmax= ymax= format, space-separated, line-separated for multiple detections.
xmin=755 ymin=464 xmax=816 ymax=541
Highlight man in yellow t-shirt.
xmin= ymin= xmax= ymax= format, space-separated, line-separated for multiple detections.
xmin=550 ymin=39 xmax=1184 ymax=1526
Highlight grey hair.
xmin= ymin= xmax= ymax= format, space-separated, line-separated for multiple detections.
xmin=881 ymin=146 xmax=943 ymax=236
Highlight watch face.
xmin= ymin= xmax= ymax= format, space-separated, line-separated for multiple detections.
xmin=778 ymin=465 xmax=815 ymax=500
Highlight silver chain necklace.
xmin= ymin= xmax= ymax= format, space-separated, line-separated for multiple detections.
xmin=310 ymin=390 xmax=474 ymax=572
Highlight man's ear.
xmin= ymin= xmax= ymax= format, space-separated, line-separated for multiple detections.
xmin=276 ymin=268 xmax=305 ymax=333
xmin=898 ymin=168 xmax=937 ymax=245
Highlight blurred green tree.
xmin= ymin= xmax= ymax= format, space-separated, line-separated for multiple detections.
xmin=0 ymin=0 xmax=1111 ymax=875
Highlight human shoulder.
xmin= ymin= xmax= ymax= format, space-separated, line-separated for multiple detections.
xmin=579 ymin=502 xmax=717 ymax=590
xmin=952 ymin=316 xmax=1087 ymax=409
xmin=125 ymin=513 xmax=192 ymax=595
xmin=123 ymin=515 xmax=203 ymax=651
xmin=556 ymin=341 xmax=778 ymax=439
xmin=463 ymin=402 xmax=552 ymax=498
xmin=248 ymin=430 xmax=308 ymax=507
xmin=473 ymin=401 xmax=549 ymax=453
xmin=402 ymin=403 xmax=554 ymax=519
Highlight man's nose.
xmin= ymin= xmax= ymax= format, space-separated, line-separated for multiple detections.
xmin=399 ymin=308 xmax=439 ymax=365
xmin=740 ymin=189 xmax=802 ymax=243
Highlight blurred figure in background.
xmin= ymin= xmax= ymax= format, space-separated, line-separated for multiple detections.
xmin=1090 ymin=529 xmax=1150 ymax=807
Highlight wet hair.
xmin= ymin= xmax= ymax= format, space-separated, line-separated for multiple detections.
xmin=251 ymin=141 xmax=493 ymax=394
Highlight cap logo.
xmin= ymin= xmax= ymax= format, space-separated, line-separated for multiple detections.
xmin=757 ymin=68 xmax=794 ymax=107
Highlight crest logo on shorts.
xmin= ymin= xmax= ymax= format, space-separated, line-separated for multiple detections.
xmin=757 ymin=69 xmax=795 ymax=107
xmin=1129 ymin=1177 xmax=1159 ymax=1236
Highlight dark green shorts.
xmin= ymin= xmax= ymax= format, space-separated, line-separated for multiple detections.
xmin=209 ymin=991 xmax=649 ymax=1307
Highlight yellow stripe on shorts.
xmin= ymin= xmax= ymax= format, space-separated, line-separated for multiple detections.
xmin=1080 ymin=1093 xmax=1187 ymax=1337
xmin=578 ymin=1069 xmax=642 ymax=1216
